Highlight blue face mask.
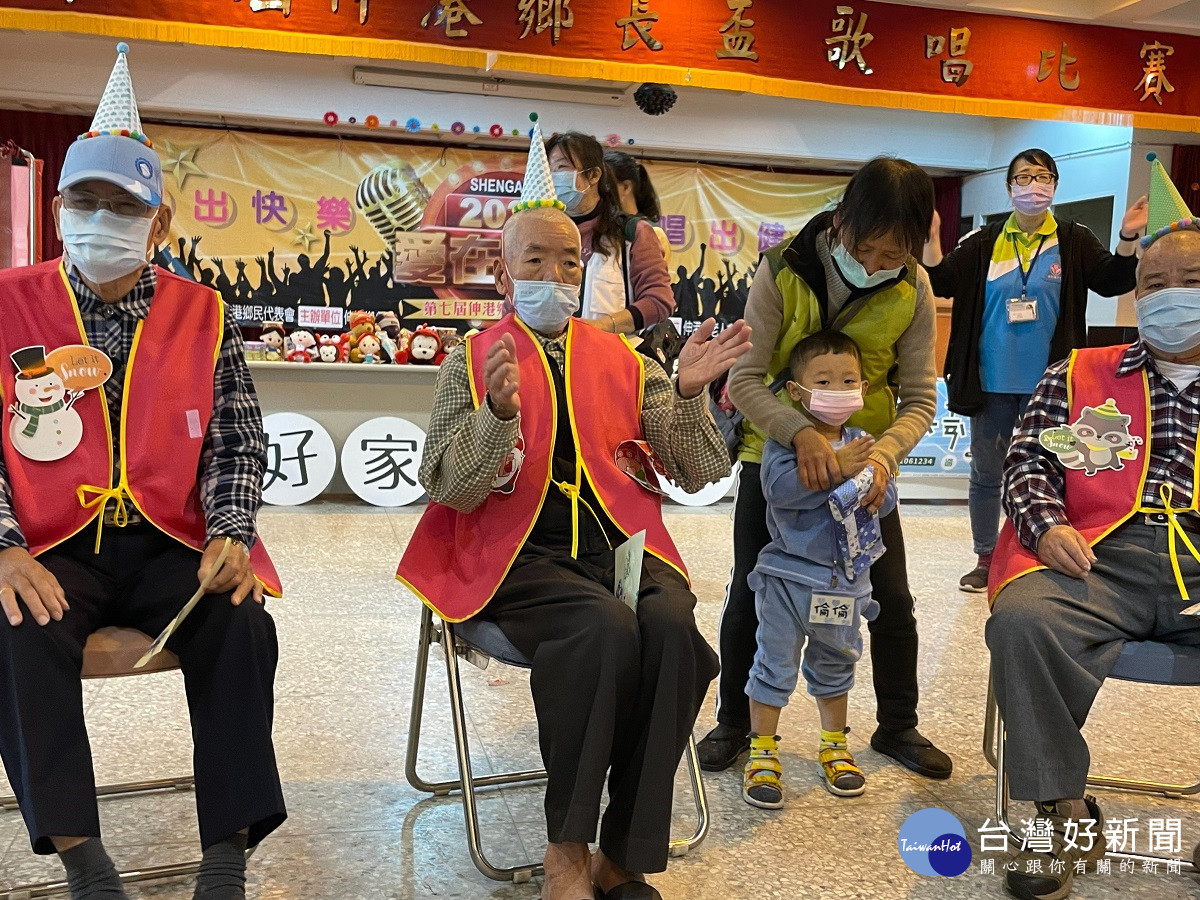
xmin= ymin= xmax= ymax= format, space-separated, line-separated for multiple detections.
xmin=1136 ymin=287 xmax=1200 ymax=356
xmin=551 ymin=170 xmax=585 ymax=214
xmin=831 ymin=241 xmax=905 ymax=290
xmin=512 ymin=278 xmax=580 ymax=334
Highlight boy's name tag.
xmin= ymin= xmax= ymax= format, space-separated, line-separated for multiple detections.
xmin=613 ymin=530 xmax=646 ymax=614
xmin=809 ymin=592 xmax=853 ymax=626
xmin=1007 ymin=297 xmax=1038 ymax=323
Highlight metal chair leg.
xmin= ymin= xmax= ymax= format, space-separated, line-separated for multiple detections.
xmin=405 ymin=608 xmax=546 ymax=798
xmin=442 ymin=620 xmax=539 ymax=884
xmin=987 ymin=674 xmax=1197 ymax=871
xmin=668 ymin=736 xmax=709 ymax=858
xmin=405 ymin=607 xmax=714 ymax=882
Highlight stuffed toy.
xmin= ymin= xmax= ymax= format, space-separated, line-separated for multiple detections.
xmin=395 ymin=324 xmax=445 ymax=366
xmin=317 ymin=334 xmax=344 ymax=363
xmin=375 ymin=310 xmax=402 ymax=341
xmin=349 ymin=330 xmax=384 ymax=364
xmin=260 ymin=322 xmax=287 ymax=356
xmin=289 ymin=329 xmax=317 ymax=359
xmin=286 ymin=347 xmax=313 ymax=363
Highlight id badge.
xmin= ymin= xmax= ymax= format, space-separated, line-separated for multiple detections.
xmin=809 ymin=592 xmax=854 ymax=626
xmin=1007 ymin=296 xmax=1038 ymax=323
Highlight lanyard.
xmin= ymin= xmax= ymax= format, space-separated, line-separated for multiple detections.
xmin=1011 ymin=234 xmax=1047 ymax=299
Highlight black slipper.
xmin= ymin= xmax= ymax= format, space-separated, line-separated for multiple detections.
xmin=597 ymin=882 xmax=662 ymax=900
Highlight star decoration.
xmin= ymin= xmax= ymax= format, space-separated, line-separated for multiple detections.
xmin=292 ymin=222 xmax=317 ymax=252
xmin=158 ymin=139 xmax=205 ymax=188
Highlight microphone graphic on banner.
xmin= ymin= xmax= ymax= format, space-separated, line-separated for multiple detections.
xmin=356 ymin=161 xmax=431 ymax=249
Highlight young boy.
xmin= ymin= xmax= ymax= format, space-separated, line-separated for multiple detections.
xmin=742 ymin=330 xmax=897 ymax=808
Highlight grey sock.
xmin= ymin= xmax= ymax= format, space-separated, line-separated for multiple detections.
xmin=59 ymin=839 xmax=128 ymax=899
xmin=193 ymin=831 xmax=248 ymax=899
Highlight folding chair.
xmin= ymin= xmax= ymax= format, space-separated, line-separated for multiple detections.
xmin=0 ymin=626 xmax=250 ymax=900
xmin=405 ymin=604 xmax=710 ymax=884
xmin=983 ymin=640 xmax=1200 ymax=869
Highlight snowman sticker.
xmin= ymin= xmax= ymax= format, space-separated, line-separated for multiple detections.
xmin=7 ymin=345 xmax=112 ymax=462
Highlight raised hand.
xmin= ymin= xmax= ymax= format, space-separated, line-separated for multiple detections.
xmin=675 ymin=318 xmax=752 ymax=400
xmin=1121 ymin=195 xmax=1149 ymax=237
xmin=835 ymin=434 xmax=875 ymax=479
xmin=484 ymin=334 xmax=520 ymax=420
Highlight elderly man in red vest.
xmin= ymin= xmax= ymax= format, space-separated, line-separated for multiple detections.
xmin=986 ymin=160 xmax=1200 ymax=900
xmin=0 ymin=45 xmax=284 ymax=900
xmin=398 ymin=121 xmax=750 ymax=900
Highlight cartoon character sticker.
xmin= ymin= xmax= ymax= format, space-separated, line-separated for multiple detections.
xmin=615 ymin=439 xmax=670 ymax=494
xmin=493 ymin=432 xmax=525 ymax=495
xmin=1039 ymin=398 xmax=1142 ymax=476
xmin=7 ymin=345 xmax=113 ymax=462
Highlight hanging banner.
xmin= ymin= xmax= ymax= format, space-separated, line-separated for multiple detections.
xmin=150 ymin=124 xmax=846 ymax=328
xmin=3 ymin=0 xmax=1199 ymax=131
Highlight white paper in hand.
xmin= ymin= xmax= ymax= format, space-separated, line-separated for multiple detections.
xmin=613 ymin=530 xmax=646 ymax=614
xmin=135 ymin=538 xmax=233 ymax=669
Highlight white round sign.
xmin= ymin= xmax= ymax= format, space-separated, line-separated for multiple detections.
xmin=261 ymin=413 xmax=337 ymax=506
xmin=661 ymin=461 xmax=740 ymax=507
xmin=341 ymin=416 xmax=427 ymax=507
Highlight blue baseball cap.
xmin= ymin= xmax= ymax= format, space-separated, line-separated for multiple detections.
xmin=59 ymin=133 xmax=163 ymax=208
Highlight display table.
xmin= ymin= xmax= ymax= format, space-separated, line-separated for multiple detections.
xmin=250 ymin=361 xmax=440 ymax=495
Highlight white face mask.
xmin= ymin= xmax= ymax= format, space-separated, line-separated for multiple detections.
xmin=831 ymin=241 xmax=904 ymax=291
xmin=59 ymin=207 xmax=155 ymax=285
xmin=512 ymin=278 xmax=580 ymax=333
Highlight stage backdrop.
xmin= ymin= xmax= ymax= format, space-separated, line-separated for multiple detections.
xmin=153 ymin=124 xmax=847 ymax=330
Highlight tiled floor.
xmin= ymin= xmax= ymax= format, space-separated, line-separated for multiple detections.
xmin=0 ymin=500 xmax=1197 ymax=899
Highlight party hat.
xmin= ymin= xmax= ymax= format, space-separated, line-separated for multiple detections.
xmin=1142 ymin=152 xmax=1197 ymax=249
xmin=59 ymin=42 xmax=162 ymax=206
xmin=512 ymin=113 xmax=564 ymax=214
xmin=83 ymin=42 xmax=151 ymax=146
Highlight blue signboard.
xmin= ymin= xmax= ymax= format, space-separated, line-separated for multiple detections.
xmin=898 ymin=379 xmax=971 ymax=476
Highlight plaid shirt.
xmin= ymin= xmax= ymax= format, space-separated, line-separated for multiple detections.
xmin=420 ymin=327 xmax=730 ymax=514
xmin=1003 ymin=340 xmax=1200 ymax=552
xmin=0 ymin=262 xmax=266 ymax=550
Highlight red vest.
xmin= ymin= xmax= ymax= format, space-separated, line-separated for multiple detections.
xmin=0 ymin=261 xmax=281 ymax=596
xmin=989 ymin=345 xmax=1151 ymax=605
xmin=397 ymin=315 xmax=687 ymax=621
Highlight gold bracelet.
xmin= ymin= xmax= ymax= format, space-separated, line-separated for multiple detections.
xmin=607 ymin=313 xmax=617 ymax=332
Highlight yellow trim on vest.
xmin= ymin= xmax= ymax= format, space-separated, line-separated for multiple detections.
xmin=446 ymin=316 xmax=559 ymax=620
xmin=213 ymin=290 xmax=226 ymax=368
xmin=465 ymin=336 xmax=481 ymax=411
xmin=563 ymin=324 xmax=690 ymax=586
xmin=40 ymin=264 xmax=114 ymax=559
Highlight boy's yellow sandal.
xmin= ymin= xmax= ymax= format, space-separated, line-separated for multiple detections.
xmin=742 ymin=734 xmax=784 ymax=809
xmin=819 ymin=728 xmax=866 ymax=797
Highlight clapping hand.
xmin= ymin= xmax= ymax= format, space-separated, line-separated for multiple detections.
xmin=484 ymin=334 xmax=520 ymax=420
xmin=675 ymin=318 xmax=752 ymax=400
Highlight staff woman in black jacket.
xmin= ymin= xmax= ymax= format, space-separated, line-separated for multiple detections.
xmin=923 ymin=148 xmax=1146 ymax=593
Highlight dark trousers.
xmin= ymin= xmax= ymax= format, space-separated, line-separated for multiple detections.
xmin=715 ymin=462 xmax=920 ymax=733
xmin=0 ymin=526 xmax=287 ymax=854
xmin=483 ymin=549 xmax=719 ymax=874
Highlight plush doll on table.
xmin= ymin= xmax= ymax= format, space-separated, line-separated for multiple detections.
xmin=288 ymin=329 xmax=317 ymax=362
xmin=348 ymin=329 xmax=383 ymax=364
xmin=261 ymin=321 xmax=287 ymax=361
xmin=394 ymin=323 xmax=446 ymax=365
xmin=317 ymin=334 xmax=344 ymax=363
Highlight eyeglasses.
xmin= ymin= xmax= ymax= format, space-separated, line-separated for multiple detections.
xmin=60 ymin=191 xmax=154 ymax=218
xmin=1010 ymin=173 xmax=1057 ymax=186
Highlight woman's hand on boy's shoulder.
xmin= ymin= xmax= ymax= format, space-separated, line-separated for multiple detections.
xmin=791 ymin=427 xmax=840 ymax=491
